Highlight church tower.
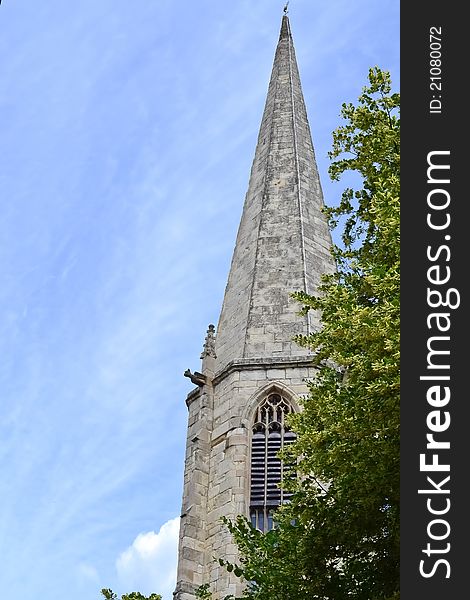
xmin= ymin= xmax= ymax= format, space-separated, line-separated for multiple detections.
xmin=174 ymin=14 xmax=335 ymax=600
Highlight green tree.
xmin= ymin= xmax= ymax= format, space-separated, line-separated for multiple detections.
xmin=197 ymin=66 xmax=400 ymax=600
xmin=100 ymin=589 xmax=162 ymax=600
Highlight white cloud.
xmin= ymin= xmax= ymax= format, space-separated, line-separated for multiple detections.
xmin=116 ymin=517 xmax=180 ymax=599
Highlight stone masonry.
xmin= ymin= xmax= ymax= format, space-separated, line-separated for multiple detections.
xmin=174 ymin=15 xmax=335 ymax=600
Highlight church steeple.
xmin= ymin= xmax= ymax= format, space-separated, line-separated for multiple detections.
xmin=174 ymin=15 xmax=335 ymax=600
xmin=214 ymin=15 xmax=335 ymax=371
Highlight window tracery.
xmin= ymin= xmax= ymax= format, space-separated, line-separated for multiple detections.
xmin=249 ymin=392 xmax=296 ymax=532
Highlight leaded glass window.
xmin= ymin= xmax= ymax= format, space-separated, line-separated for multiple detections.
xmin=249 ymin=392 xmax=296 ymax=532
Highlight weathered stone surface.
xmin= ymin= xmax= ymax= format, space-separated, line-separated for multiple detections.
xmin=214 ymin=15 xmax=335 ymax=371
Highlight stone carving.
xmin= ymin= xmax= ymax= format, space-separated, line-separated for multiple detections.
xmin=200 ymin=324 xmax=217 ymax=359
xmin=183 ymin=369 xmax=206 ymax=386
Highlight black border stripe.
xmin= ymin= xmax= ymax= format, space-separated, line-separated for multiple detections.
xmin=401 ymin=3 xmax=467 ymax=598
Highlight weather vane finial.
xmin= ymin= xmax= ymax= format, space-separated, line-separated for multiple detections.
xmin=283 ymin=2 xmax=289 ymax=15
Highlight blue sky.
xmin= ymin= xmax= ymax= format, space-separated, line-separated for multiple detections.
xmin=0 ymin=1 xmax=399 ymax=598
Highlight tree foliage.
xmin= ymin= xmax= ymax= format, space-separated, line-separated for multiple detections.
xmin=197 ymin=66 xmax=400 ymax=600
xmin=100 ymin=589 xmax=162 ymax=600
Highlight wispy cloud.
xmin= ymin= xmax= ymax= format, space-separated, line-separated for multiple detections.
xmin=77 ymin=562 xmax=101 ymax=585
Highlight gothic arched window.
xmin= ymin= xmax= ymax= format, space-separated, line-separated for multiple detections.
xmin=249 ymin=392 xmax=296 ymax=532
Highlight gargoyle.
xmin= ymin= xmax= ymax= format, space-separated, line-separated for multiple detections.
xmin=183 ymin=369 xmax=206 ymax=386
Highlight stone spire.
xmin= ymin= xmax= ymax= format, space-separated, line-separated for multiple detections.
xmin=174 ymin=16 xmax=336 ymax=600
xmin=214 ymin=15 xmax=335 ymax=372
